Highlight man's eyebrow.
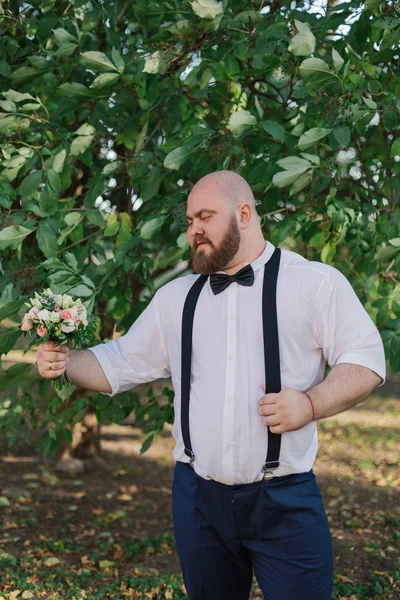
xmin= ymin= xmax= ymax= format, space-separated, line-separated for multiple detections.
xmin=186 ymin=209 xmax=217 ymax=220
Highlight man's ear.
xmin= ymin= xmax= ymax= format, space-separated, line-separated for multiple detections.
xmin=239 ymin=203 xmax=252 ymax=227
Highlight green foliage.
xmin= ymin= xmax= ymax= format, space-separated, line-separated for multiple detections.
xmin=0 ymin=0 xmax=399 ymax=454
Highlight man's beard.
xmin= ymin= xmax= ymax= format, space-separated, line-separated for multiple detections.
xmin=191 ymin=214 xmax=241 ymax=275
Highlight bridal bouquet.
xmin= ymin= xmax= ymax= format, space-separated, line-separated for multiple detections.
xmin=21 ymin=288 xmax=89 ymax=390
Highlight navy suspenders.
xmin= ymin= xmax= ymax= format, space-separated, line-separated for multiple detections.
xmin=181 ymin=273 xmax=208 ymax=466
xmin=180 ymin=248 xmax=282 ymax=479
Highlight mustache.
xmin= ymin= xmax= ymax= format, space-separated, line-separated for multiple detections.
xmin=194 ymin=238 xmax=212 ymax=248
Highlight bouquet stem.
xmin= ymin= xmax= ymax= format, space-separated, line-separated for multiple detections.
xmin=52 ymin=369 xmax=73 ymax=391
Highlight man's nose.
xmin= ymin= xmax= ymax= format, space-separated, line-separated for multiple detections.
xmin=191 ymin=220 xmax=205 ymax=235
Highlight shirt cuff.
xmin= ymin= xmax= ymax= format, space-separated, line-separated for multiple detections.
xmin=88 ymin=345 xmax=119 ymax=396
xmin=334 ymin=354 xmax=386 ymax=387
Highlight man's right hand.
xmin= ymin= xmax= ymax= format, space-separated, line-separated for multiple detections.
xmin=36 ymin=341 xmax=69 ymax=379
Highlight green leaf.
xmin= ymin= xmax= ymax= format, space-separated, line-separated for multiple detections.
xmin=288 ymin=20 xmax=316 ymax=56
xmin=75 ymin=123 xmax=96 ymax=136
xmin=57 ymin=83 xmax=91 ymax=98
xmin=299 ymin=58 xmax=339 ymax=92
xmin=164 ymin=146 xmax=194 ymax=170
xmin=2 ymin=90 xmax=36 ymax=103
xmin=57 ymin=215 xmax=83 ymax=245
xmin=0 ymin=61 xmax=12 ymax=78
xmin=191 ymin=0 xmax=223 ymax=19
xmin=0 ymin=361 xmax=32 ymax=387
xmin=333 ymin=125 xmax=351 ymax=147
xmin=70 ymin=135 xmax=94 ymax=156
xmin=261 ymin=120 xmax=285 ymax=142
xmin=0 ymin=100 xmax=16 ymax=112
xmin=332 ymin=48 xmax=344 ymax=72
xmin=36 ymin=218 xmax=58 ymax=258
xmin=391 ymin=138 xmax=400 ymax=158
xmin=299 ymin=153 xmax=320 ymax=165
xmin=47 ymin=169 xmax=61 ymax=195
xmin=64 ymin=212 xmax=83 ymax=226
xmin=53 ymin=28 xmax=77 ymax=45
xmin=54 ymin=43 xmax=78 ymax=58
xmin=298 ymin=127 xmax=332 ymax=150
xmin=80 ymin=51 xmax=119 ymax=73
xmin=140 ymin=434 xmax=155 ymax=454
xmin=229 ymin=110 xmax=257 ymax=137
xmin=389 ymin=238 xmax=400 ymax=247
xmin=140 ymin=217 xmax=166 ymax=240
xmin=273 ymin=167 xmax=311 ymax=188
xmin=39 ymin=186 xmax=58 ymax=216
xmin=111 ymin=48 xmax=125 ymax=72
xmin=86 ymin=209 xmax=104 ymax=227
xmin=142 ymin=51 xmax=160 ymax=74
xmin=0 ymin=297 xmax=29 ymax=322
xmin=52 ymin=149 xmax=67 ymax=174
xmin=90 ymin=72 xmax=120 ymax=89
xmin=0 ymin=115 xmax=30 ymax=135
xmin=104 ymin=213 xmax=120 ymax=237
xmin=373 ymin=245 xmax=400 ymax=262
xmin=299 ymin=57 xmax=333 ymax=78
xmin=380 ymin=27 xmax=400 ymax=52
xmin=0 ymin=225 xmax=35 ymax=250
xmin=19 ymin=170 xmax=42 ymax=199
xmin=321 ymin=241 xmax=336 ymax=264
xmin=362 ymin=97 xmax=377 ymax=109
xmin=308 ymin=232 xmax=326 ymax=248
xmin=365 ymin=0 xmax=385 ymax=9
xmin=289 ymin=170 xmax=313 ymax=195
xmin=277 ymin=156 xmax=311 ymax=170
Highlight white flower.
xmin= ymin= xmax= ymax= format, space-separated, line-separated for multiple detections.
xmin=54 ymin=295 xmax=62 ymax=306
xmin=28 ymin=307 xmax=39 ymax=320
xmin=37 ymin=309 xmax=51 ymax=322
xmin=50 ymin=312 xmax=61 ymax=323
xmin=60 ymin=319 xmax=76 ymax=333
xmin=31 ymin=298 xmax=43 ymax=309
xmin=62 ymin=294 xmax=73 ymax=308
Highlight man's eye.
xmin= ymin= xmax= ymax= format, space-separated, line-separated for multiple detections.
xmin=202 ymin=216 xmax=211 ymax=221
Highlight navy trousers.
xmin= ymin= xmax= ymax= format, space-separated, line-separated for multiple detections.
xmin=172 ymin=462 xmax=333 ymax=600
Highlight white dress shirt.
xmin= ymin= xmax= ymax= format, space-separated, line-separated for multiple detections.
xmin=89 ymin=241 xmax=386 ymax=485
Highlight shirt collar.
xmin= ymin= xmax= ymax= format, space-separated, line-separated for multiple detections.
xmin=212 ymin=240 xmax=275 ymax=276
xmin=250 ymin=240 xmax=275 ymax=274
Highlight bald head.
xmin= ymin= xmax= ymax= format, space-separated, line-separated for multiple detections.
xmin=189 ymin=170 xmax=255 ymax=211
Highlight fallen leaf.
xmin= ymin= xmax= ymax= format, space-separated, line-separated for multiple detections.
xmin=43 ymin=557 xmax=61 ymax=566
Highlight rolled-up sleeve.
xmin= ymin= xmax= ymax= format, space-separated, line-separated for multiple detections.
xmin=313 ymin=266 xmax=386 ymax=386
xmin=88 ymin=291 xmax=171 ymax=396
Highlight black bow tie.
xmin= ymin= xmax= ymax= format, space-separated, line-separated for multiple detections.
xmin=209 ymin=264 xmax=255 ymax=295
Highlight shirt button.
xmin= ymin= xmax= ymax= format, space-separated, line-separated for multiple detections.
xmin=227 ymin=395 xmax=233 ymax=403
xmin=228 ymin=354 xmax=234 ymax=361
xmin=229 ymin=313 xmax=235 ymax=320
xmin=226 ymin=444 xmax=232 ymax=450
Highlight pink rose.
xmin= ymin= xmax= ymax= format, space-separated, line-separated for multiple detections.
xmin=21 ymin=313 xmax=33 ymax=331
xmin=54 ymin=305 xmax=60 ymax=312
xmin=37 ymin=326 xmax=47 ymax=337
xmin=60 ymin=309 xmax=73 ymax=320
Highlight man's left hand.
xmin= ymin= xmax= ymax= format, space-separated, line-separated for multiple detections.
xmin=258 ymin=385 xmax=314 ymax=433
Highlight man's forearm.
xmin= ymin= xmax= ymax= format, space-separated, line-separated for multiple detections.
xmin=307 ymin=363 xmax=383 ymax=421
xmin=66 ymin=349 xmax=112 ymax=394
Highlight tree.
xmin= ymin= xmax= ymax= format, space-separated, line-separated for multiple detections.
xmin=0 ymin=0 xmax=399 ymax=458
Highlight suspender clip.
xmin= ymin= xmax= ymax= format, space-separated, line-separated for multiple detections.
xmin=185 ymin=449 xmax=195 ymax=468
xmin=262 ymin=461 xmax=279 ymax=481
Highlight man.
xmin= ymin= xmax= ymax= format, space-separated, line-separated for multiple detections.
xmin=36 ymin=170 xmax=385 ymax=600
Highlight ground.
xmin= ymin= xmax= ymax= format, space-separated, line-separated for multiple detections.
xmin=0 ymin=386 xmax=399 ymax=600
